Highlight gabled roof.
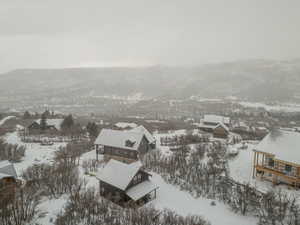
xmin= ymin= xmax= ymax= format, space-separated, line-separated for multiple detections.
xmin=0 ymin=161 xmax=17 ymax=179
xmin=203 ymin=114 xmax=230 ymax=125
xmin=255 ymin=130 xmax=300 ymax=164
xmin=97 ymin=159 xmax=142 ymax=190
xmin=128 ymin=125 xmax=155 ymax=144
xmin=94 ymin=129 xmax=145 ymax=151
xmin=34 ymin=119 xmax=64 ymax=130
xmin=214 ymin=122 xmax=229 ymax=133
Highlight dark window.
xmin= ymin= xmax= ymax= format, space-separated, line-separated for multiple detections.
xmin=268 ymin=158 xmax=274 ymax=167
xmin=285 ymin=164 xmax=292 ymax=172
xmin=125 ymin=140 xmax=136 ymax=147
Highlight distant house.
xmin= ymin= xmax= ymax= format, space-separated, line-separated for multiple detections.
xmin=199 ymin=114 xmax=231 ymax=133
xmin=97 ymin=159 xmax=158 ymax=208
xmin=0 ymin=161 xmax=18 ymax=189
xmin=253 ymin=130 xmax=300 ymax=188
xmin=27 ymin=119 xmax=63 ymax=133
xmin=114 ymin=122 xmax=138 ymax=130
xmin=213 ymin=122 xmax=229 ymax=139
xmin=94 ymin=129 xmax=151 ymax=163
xmin=128 ymin=125 xmax=156 ymax=149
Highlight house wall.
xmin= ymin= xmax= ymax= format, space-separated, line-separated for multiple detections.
xmin=126 ymin=170 xmax=150 ymax=190
xmin=137 ymin=136 xmax=150 ymax=155
xmin=204 ymin=122 xmax=218 ymax=127
xmin=99 ymin=180 xmax=129 ymax=203
xmin=103 ymin=146 xmax=138 ymax=159
xmin=213 ymin=127 xmax=228 ymax=138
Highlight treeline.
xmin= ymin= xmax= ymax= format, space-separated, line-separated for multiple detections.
xmin=160 ymin=134 xmax=210 ymax=147
xmin=143 ymin=142 xmax=300 ymax=225
xmin=55 ymin=188 xmax=210 ymax=225
xmin=0 ymin=139 xmax=26 ymax=162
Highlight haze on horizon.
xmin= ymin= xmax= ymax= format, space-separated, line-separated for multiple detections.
xmin=0 ymin=0 xmax=300 ymax=73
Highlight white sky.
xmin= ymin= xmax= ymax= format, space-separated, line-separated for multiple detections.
xmin=0 ymin=0 xmax=299 ymax=72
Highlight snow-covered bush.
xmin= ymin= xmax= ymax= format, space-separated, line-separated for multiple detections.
xmin=55 ymin=188 xmax=210 ymax=225
xmin=0 ymin=138 xmax=26 ymax=162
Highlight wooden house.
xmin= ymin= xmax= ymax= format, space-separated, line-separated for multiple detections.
xmin=253 ymin=130 xmax=300 ymax=188
xmin=213 ymin=122 xmax=229 ymax=139
xmin=0 ymin=161 xmax=18 ymax=190
xmin=199 ymin=114 xmax=230 ymax=132
xmin=97 ymin=159 xmax=158 ymax=208
xmin=129 ymin=125 xmax=156 ymax=149
xmin=27 ymin=119 xmax=63 ymax=134
xmin=94 ymin=129 xmax=151 ymax=163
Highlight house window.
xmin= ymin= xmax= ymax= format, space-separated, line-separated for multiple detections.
xmin=268 ymin=158 xmax=274 ymax=167
xmin=285 ymin=164 xmax=292 ymax=173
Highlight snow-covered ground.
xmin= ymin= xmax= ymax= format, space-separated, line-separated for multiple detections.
xmin=152 ymin=174 xmax=257 ymax=225
xmin=1 ymin=129 xmax=260 ymax=225
xmin=35 ymin=195 xmax=68 ymax=225
xmin=239 ymin=101 xmax=300 ymax=112
xmin=0 ymin=116 xmax=15 ymax=126
xmin=4 ymin=132 xmax=66 ymax=175
xmin=228 ymin=142 xmax=300 ymax=198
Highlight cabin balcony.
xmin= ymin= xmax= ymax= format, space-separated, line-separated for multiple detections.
xmin=253 ymin=151 xmax=300 ymax=187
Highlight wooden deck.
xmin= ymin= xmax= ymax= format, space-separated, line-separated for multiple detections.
xmin=253 ymin=150 xmax=300 ymax=188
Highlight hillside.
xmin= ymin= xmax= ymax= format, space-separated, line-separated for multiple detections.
xmin=1 ymin=59 xmax=300 ymax=104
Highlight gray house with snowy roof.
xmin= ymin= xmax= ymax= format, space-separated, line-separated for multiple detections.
xmin=97 ymin=159 xmax=158 ymax=208
xmin=94 ymin=129 xmax=151 ymax=163
xmin=27 ymin=118 xmax=64 ymax=134
xmin=0 ymin=161 xmax=18 ymax=189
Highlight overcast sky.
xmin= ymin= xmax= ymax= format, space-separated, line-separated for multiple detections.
xmin=0 ymin=0 xmax=299 ymax=73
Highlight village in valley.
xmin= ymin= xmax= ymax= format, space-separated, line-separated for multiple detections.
xmin=0 ymin=100 xmax=300 ymax=225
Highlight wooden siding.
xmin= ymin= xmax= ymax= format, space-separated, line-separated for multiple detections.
xmin=253 ymin=151 xmax=300 ymax=187
xmin=213 ymin=126 xmax=228 ymax=138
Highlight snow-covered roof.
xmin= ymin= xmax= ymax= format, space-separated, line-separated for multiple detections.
xmin=94 ymin=129 xmax=145 ymax=151
xmin=35 ymin=119 xmax=64 ymax=130
xmin=214 ymin=122 xmax=229 ymax=132
xmin=203 ymin=115 xmax=230 ymax=125
xmin=97 ymin=159 xmax=142 ymax=190
xmin=126 ymin=180 xmax=158 ymax=201
xmin=0 ymin=160 xmax=17 ymax=179
xmin=114 ymin=122 xmax=138 ymax=129
xmin=255 ymin=130 xmax=300 ymax=164
xmin=128 ymin=125 xmax=155 ymax=144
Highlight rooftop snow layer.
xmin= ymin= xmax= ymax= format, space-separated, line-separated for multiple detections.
xmin=115 ymin=122 xmax=138 ymax=129
xmin=0 ymin=160 xmax=18 ymax=178
xmin=129 ymin=125 xmax=155 ymax=144
xmin=94 ymin=129 xmax=144 ymax=151
xmin=35 ymin=119 xmax=64 ymax=130
xmin=203 ymin=114 xmax=230 ymax=125
xmin=97 ymin=159 xmax=142 ymax=190
xmin=255 ymin=130 xmax=300 ymax=164
xmin=126 ymin=180 xmax=158 ymax=201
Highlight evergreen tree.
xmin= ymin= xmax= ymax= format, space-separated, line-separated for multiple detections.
xmin=40 ymin=113 xmax=47 ymax=131
xmin=23 ymin=111 xmax=31 ymax=119
xmin=43 ymin=109 xmax=51 ymax=118
xmin=86 ymin=122 xmax=99 ymax=138
xmin=61 ymin=114 xmax=75 ymax=130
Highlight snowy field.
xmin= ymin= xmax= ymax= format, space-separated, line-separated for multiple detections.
xmin=5 ymin=132 xmax=66 ymax=174
xmin=1 ymin=128 xmax=260 ymax=225
xmin=239 ymin=101 xmax=300 ymax=112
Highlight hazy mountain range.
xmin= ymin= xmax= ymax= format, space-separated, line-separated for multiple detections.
xmin=1 ymin=59 xmax=300 ymax=104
